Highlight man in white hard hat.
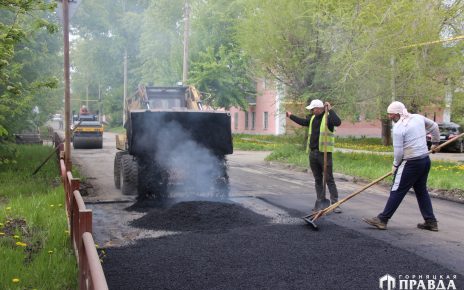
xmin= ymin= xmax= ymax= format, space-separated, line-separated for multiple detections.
xmin=363 ymin=101 xmax=441 ymax=231
xmin=286 ymin=99 xmax=342 ymax=212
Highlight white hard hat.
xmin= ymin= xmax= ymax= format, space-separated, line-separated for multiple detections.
xmin=306 ymin=99 xmax=324 ymax=110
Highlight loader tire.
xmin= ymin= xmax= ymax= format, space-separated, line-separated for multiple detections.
xmin=121 ymin=154 xmax=138 ymax=195
xmin=114 ymin=151 xmax=126 ymax=189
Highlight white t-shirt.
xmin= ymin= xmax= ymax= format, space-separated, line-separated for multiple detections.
xmin=392 ymin=114 xmax=440 ymax=167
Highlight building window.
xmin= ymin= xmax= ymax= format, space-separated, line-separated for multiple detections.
xmin=263 ymin=112 xmax=268 ymax=130
xmin=234 ymin=112 xmax=239 ymax=129
xmin=245 ymin=111 xmax=249 ymax=129
xmin=251 ymin=112 xmax=256 ymax=130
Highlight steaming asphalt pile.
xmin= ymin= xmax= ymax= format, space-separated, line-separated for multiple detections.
xmin=102 ymin=201 xmax=462 ymax=289
xmin=129 ymin=201 xmax=269 ymax=232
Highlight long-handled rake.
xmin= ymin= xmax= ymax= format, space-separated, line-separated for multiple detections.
xmin=303 ymin=131 xmax=464 ymax=230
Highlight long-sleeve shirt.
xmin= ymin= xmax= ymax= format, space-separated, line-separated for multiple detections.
xmin=289 ymin=110 xmax=342 ymax=151
xmin=392 ymin=114 xmax=440 ymax=167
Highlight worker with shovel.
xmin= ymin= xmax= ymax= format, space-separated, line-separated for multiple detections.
xmin=286 ymin=100 xmax=342 ymax=213
xmin=363 ymin=101 xmax=441 ymax=231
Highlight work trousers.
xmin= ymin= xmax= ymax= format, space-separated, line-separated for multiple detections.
xmin=378 ymin=156 xmax=436 ymax=223
xmin=309 ymin=150 xmax=338 ymax=203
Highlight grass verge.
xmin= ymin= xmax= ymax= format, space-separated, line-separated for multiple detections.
xmin=233 ymin=133 xmax=394 ymax=152
xmin=266 ymin=143 xmax=464 ymax=192
xmin=0 ymin=144 xmax=77 ymax=290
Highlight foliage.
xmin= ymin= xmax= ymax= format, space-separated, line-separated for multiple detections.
xmin=0 ymin=144 xmax=77 ymax=289
xmin=451 ymin=91 xmax=464 ymax=126
xmin=189 ymin=0 xmax=255 ymax=109
xmin=236 ymin=0 xmax=464 ymax=140
xmin=71 ymin=0 xmax=149 ymax=125
xmin=189 ymin=46 xmax=253 ymax=109
xmin=236 ymin=0 xmax=332 ymax=101
xmin=5 ymin=1 xmax=463 ymax=134
xmin=323 ymin=0 xmax=464 ymax=119
xmin=137 ymin=0 xmax=184 ymax=86
xmin=0 ymin=0 xmax=61 ymax=138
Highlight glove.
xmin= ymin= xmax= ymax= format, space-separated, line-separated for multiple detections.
xmin=392 ymin=165 xmax=397 ymax=175
xmin=431 ymin=144 xmax=440 ymax=153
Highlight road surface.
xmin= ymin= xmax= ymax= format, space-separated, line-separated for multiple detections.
xmin=68 ymin=130 xmax=463 ymax=289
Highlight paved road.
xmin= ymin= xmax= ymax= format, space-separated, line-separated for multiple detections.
xmin=229 ymin=151 xmax=464 ymax=275
xmin=69 ymin=131 xmax=463 ymax=289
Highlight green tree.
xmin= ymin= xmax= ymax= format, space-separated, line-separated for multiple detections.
xmin=71 ymin=0 xmax=149 ymax=125
xmin=322 ymin=0 xmax=464 ymax=143
xmin=236 ymin=0 xmax=333 ymax=101
xmin=188 ymin=0 xmax=255 ymax=109
xmin=0 ymin=0 xmax=60 ymax=137
xmin=138 ymin=0 xmax=185 ymax=86
xmin=236 ymin=0 xmax=464 ymax=143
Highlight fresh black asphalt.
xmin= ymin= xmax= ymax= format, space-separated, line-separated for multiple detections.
xmin=101 ymin=201 xmax=463 ymax=289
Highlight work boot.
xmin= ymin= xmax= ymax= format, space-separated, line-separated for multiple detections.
xmin=333 ymin=206 xmax=342 ymax=214
xmin=362 ymin=217 xmax=387 ymax=230
xmin=417 ymin=220 xmax=438 ymax=232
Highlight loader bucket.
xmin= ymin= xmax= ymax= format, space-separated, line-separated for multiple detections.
xmin=127 ymin=110 xmax=233 ymax=158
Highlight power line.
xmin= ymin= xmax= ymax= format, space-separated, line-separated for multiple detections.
xmin=397 ymin=35 xmax=464 ymax=49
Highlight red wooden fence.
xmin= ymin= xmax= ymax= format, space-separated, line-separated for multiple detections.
xmin=54 ymin=133 xmax=108 ymax=290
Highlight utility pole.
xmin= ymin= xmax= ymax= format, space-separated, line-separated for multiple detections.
xmin=62 ymin=0 xmax=72 ymax=169
xmin=122 ymin=0 xmax=127 ymax=125
xmin=123 ymin=49 xmax=128 ymax=125
xmin=56 ymin=0 xmax=82 ymax=169
xmin=182 ymin=0 xmax=190 ymax=85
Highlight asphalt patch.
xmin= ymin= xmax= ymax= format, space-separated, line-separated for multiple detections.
xmin=103 ymin=223 xmax=463 ymax=290
xmin=129 ymin=200 xmax=270 ymax=232
xmin=103 ymin=201 xmax=463 ymax=289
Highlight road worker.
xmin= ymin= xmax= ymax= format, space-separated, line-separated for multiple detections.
xmin=363 ymin=101 xmax=441 ymax=231
xmin=286 ymin=100 xmax=342 ymax=213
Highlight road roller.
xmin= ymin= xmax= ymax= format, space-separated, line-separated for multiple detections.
xmin=72 ymin=114 xmax=104 ymax=149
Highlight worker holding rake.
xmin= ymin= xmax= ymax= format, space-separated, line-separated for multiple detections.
xmin=363 ymin=101 xmax=441 ymax=231
xmin=286 ymin=99 xmax=342 ymax=213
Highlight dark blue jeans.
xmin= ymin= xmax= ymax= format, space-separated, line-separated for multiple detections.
xmin=378 ymin=156 xmax=436 ymax=223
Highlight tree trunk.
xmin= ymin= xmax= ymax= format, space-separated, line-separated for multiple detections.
xmin=381 ymin=118 xmax=392 ymax=146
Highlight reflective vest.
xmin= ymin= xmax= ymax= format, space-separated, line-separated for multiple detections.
xmin=306 ymin=113 xmax=335 ymax=153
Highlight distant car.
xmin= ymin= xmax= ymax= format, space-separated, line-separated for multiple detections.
xmin=52 ymin=114 xmax=62 ymax=122
xmin=427 ymin=122 xmax=464 ymax=153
